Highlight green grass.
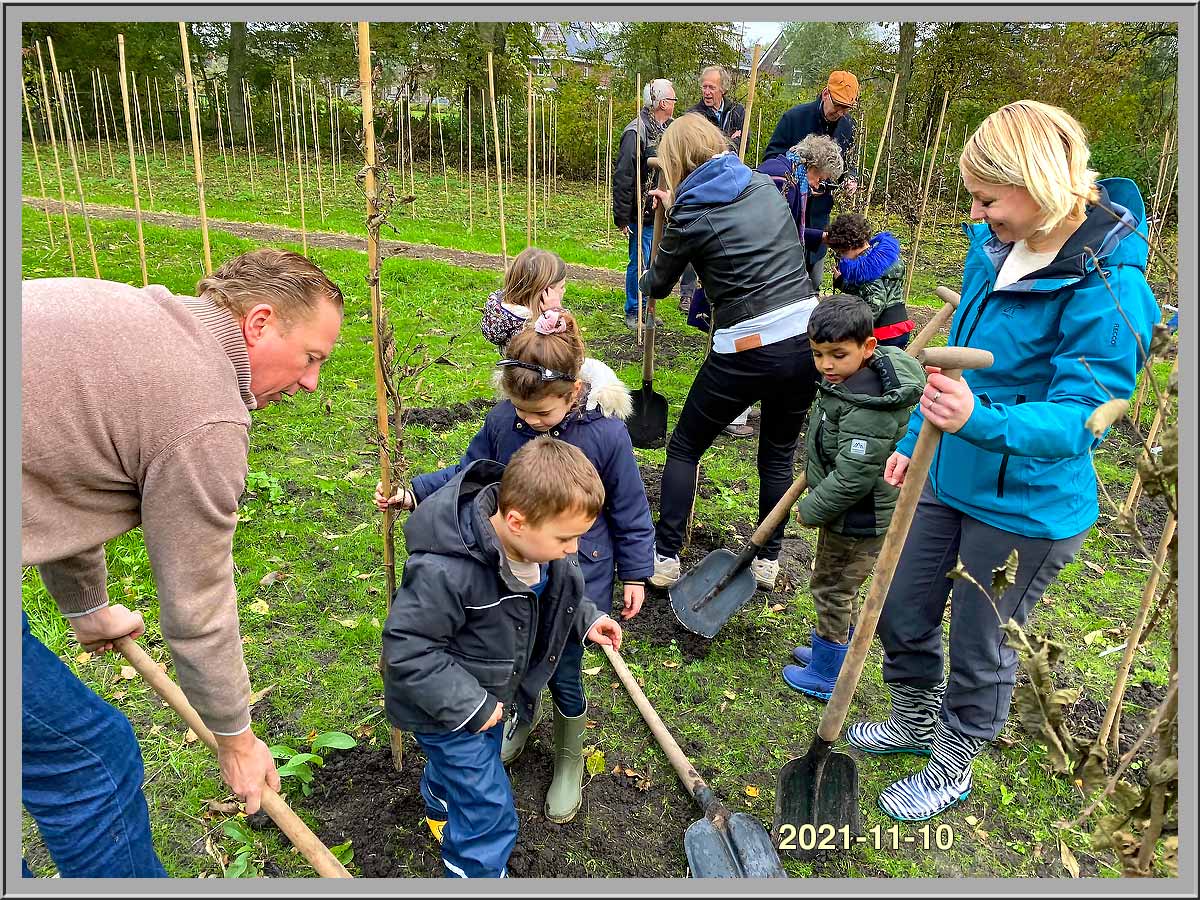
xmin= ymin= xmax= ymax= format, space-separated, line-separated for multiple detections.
xmin=19 ymin=197 xmax=1172 ymax=878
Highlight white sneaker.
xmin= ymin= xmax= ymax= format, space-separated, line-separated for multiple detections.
xmin=649 ymin=553 xmax=682 ymax=588
xmin=750 ymin=557 xmax=780 ymax=590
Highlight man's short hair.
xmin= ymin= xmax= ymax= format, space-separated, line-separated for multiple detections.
xmin=644 ymin=78 xmax=674 ymax=110
xmin=196 ymin=248 xmax=344 ymax=326
xmin=808 ymin=295 xmax=875 ymax=345
xmin=699 ymin=65 xmax=730 ymax=93
xmin=498 ymin=437 xmax=605 ymax=526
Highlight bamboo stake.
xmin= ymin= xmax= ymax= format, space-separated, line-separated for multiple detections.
xmin=542 ymin=95 xmax=549 ymax=227
xmin=47 ymin=38 xmax=100 ymax=279
xmin=288 ymin=57 xmax=307 ymax=254
xmin=427 ymin=96 xmax=434 ymax=178
xmin=179 ymin=22 xmax=212 ymax=275
xmin=595 ymin=96 xmax=601 ymax=199
xmin=245 ymin=79 xmax=258 ymax=186
xmin=737 ymin=44 xmax=761 ymax=161
xmin=215 ymin=78 xmax=229 ymax=185
xmin=481 ymin=88 xmax=491 ymax=218
xmin=35 ymin=45 xmax=54 ymax=141
xmin=754 ymin=107 xmax=762 ymax=167
xmin=406 ymin=89 xmax=416 ymax=218
xmin=357 ymin=23 xmax=408 ymax=774
xmin=438 ymin=100 xmax=449 ymax=202
xmin=916 ymin=114 xmax=934 ymax=200
xmin=531 ymin=90 xmax=537 ymax=244
xmin=335 ymin=98 xmax=342 ymax=184
xmin=636 ymin=73 xmax=643 ymax=341
xmin=37 ymin=42 xmax=76 ymax=274
xmin=275 ymin=81 xmax=292 ymax=211
xmin=155 ymin=77 xmax=168 ymax=166
xmin=903 ymin=92 xmax=950 ymax=303
xmin=132 ymin=74 xmax=155 ymax=208
xmin=173 ymin=76 xmax=188 ymax=168
xmin=467 ymin=89 xmax=473 ymax=232
xmin=487 ymin=52 xmax=507 ymax=267
xmin=505 ymin=94 xmax=512 ymax=188
xmin=526 ymin=73 xmax=532 ymax=247
xmin=327 ymin=81 xmax=335 ymax=190
xmin=103 ymin=71 xmax=121 ymax=174
xmin=606 ymin=92 xmax=613 ymax=241
xmin=145 ymin=74 xmax=160 ymax=164
xmin=89 ymin=69 xmax=107 ymax=176
xmin=225 ymin=80 xmax=237 ymax=171
xmin=118 ymin=34 xmax=149 ymax=286
xmin=242 ymin=78 xmax=256 ymax=196
xmin=298 ymin=78 xmax=310 ymax=193
xmin=551 ymin=96 xmax=557 ymax=194
xmin=864 ymin=74 xmax=899 ymax=212
xmin=68 ymin=70 xmax=89 ymax=168
xmin=952 ymin=122 xmax=967 ymax=216
xmin=309 ymin=78 xmax=325 ymax=220
xmin=22 ymin=73 xmax=56 ymax=244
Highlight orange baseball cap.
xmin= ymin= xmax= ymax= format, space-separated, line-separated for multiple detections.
xmin=827 ymin=71 xmax=860 ymax=107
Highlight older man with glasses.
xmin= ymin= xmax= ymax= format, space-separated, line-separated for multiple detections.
xmin=761 ymin=70 xmax=861 ymax=291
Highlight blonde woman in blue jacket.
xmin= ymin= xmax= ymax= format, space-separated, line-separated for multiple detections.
xmin=846 ymin=101 xmax=1159 ymax=822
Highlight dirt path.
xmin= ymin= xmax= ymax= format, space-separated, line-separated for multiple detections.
xmin=23 ymin=195 xmax=626 ymax=288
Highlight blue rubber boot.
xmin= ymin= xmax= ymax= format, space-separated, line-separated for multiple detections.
xmin=792 ymin=627 xmax=854 ymax=666
xmin=782 ymin=632 xmax=849 ymax=701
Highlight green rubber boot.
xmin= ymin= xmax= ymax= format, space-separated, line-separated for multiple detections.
xmin=545 ymin=703 xmax=588 ymax=823
xmin=500 ymin=694 xmax=544 ymax=766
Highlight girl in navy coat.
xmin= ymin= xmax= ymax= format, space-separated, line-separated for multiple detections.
xmin=377 ymin=308 xmax=654 ymax=825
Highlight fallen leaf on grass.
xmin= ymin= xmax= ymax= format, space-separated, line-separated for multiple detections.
xmin=355 ymin=573 xmax=372 ymax=580
xmin=120 ymin=666 xmax=137 ymax=680
xmin=585 ymin=720 xmax=598 ymax=729
xmin=76 ymin=651 xmax=92 ymax=665
xmin=723 ymin=690 xmax=737 ymax=700
xmin=184 ymin=728 xmax=199 ymax=743
xmin=770 ymin=603 xmax=785 ymax=613
xmin=661 ymin=660 xmax=680 ymax=669
xmin=259 ymin=570 xmax=284 ymax=588
xmin=745 ymin=785 xmax=760 ymax=798
xmin=206 ymin=799 xmax=241 ymax=815
xmin=1084 ymin=629 xmax=1104 ymax=646
xmin=248 ymin=684 xmax=276 ymax=706
xmin=1059 ymin=839 xmax=1081 ymax=878
xmin=719 ymin=701 xmax=728 ymax=713
xmin=582 ymin=666 xmax=603 ymax=676
xmin=635 ymin=777 xmax=653 ymax=791
xmin=585 ymin=749 xmax=606 ymax=776
xmin=333 ymin=617 xmax=359 ymax=629
xmin=1083 ymin=561 xmax=1106 ymax=576
xmin=624 ymin=768 xmax=639 ymax=778
xmin=370 ymin=617 xmax=381 ymax=628
xmin=248 ymin=599 xmax=270 ymax=615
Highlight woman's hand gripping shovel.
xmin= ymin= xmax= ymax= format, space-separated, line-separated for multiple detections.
xmin=628 ymin=165 xmax=669 ymax=449
xmin=771 ymin=347 xmax=993 ymax=859
xmin=602 ymin=642 xmax=786 ymax=877
xmin=115 ymin=636 xmax=353 ymax=877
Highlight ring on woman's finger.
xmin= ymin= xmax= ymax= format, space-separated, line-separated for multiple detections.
xmin=932 ymin=390 xmax=943 ymax=404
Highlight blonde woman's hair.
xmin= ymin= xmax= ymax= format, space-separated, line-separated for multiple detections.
xmin=197 ymin=248 xmax=343 ymax=326
xmin=959 ymin=100 xmax=1100 ymax=239
xmin=655 ymin=113 xmax=732 ymax=192
xmin=503 ymin=247 xmax=567 ymax=313
xmin=792 ymin=134 xmax=844 ymax=181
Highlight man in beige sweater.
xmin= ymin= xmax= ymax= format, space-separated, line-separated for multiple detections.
xmin=21 ymin=248 xmax=343 ymax=877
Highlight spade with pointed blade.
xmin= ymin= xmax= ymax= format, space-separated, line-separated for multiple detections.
xmin=628 ymin=202 xmax=668 ymax=449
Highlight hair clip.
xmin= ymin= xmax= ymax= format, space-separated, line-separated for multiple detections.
xmin=496 ymin=359 xmax=575 ymax=382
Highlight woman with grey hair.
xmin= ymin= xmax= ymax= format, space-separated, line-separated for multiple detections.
xmin=758 ymin=134 xmax=845 ymax=286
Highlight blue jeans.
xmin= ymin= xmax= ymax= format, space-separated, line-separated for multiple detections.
xmin=624 ymin=226 xmax=655 ymax=315
xmin=415 ymin=725 xmax=517 ymax=878
xmin=547 ymin=638 xmax=586 ymax=717
xmin=21 ymin=610 xmax=167 ymax=877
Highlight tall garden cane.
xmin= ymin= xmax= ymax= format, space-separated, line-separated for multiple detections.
xmin=179 ymin=22 xmax=211 ymax=275
xmin=118 ymin=34 xmax=149 ymax=286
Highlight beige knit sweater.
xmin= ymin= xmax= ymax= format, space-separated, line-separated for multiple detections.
xmin=22 ymin=278 xmax=257 ymax=734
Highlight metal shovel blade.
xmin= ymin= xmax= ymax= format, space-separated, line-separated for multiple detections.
xmin=669 ymin=549 xmax=759 ymax=639
xmin=628 ymin=384 xmax=668 ymax=449
xmin=685 ymin=812 xmax=788 ymax=878
xmin=772 ymin=740 xmax=860 ymax=860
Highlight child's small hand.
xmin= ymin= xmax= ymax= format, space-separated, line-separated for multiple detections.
xmin=374 ymin=481 xmax=415 ymax=512
xmin=478 ymin=701 xmax=505 ymax=732
xmin=586 ymin=615 xmax=622 ymax=652
xmin=619 ymin=583 xmax=645 ymax=619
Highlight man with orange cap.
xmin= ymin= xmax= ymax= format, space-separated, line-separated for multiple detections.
xmin=761 ymin=70 xmax=860 ymax=288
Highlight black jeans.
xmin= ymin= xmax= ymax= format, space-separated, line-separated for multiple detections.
xmin=876 ymin=484 xmax=1088 ymax=740
xmin=656 ymin=334 xmax=818 ymax=561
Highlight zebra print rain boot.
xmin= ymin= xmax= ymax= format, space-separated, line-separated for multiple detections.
xmin=846 ymin=679 xmax=946 ymax=756
xmin=876 ymin=719 xmax=988 ymax=822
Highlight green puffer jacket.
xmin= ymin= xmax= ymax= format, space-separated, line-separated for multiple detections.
xmin=797 ymin=345 xmax=925 ymax=537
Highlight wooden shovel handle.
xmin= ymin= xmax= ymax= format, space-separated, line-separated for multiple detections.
xmin=601 ymin=643 xmax=725 ymax=818
xmin=817 ymin=347 xmax=993 ymax=742
xmin=906 ymin=286 xmax=961 ymax=358
xmin=641 ymin=203 xmax=665 ymax=383
xmin=748 ymin=472 xmax=808 ymax=548
xmin=114 ymin=637 xmax=352 ymax=878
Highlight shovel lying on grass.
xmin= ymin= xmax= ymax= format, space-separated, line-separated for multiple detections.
xmin=115 ymin=636 xmax=352 ymax=878
xmin=601 ymin=643 xmax=787 ymax=878
xmin=628 ymin=202 xmax=669 ymax=449
xmin=772 ymin=347 xmax=993 ymax=859
xmin=670 ymin=473 xmax=808 ymax=639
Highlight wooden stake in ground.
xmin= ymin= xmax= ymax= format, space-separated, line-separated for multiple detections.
xmin=89 ymin=69 xmax=108 ymax=176
xmin=47 ymin=38 xmax=100 ymax=279
xmin=356 ymin=20 xmax=408 ymax=775
xmin=118 ymin=34 xmax=149 ymax=286
xmin=406 ymin=88 xmax=416 ymax=218
xmin=595 ymin=96 xmax=601 ymax=199
xmin=275 ymin=81 xmax=292 ymax=212
xmin=22 ymin=72 xmax=56 ymax=244
xmin=606 ymin=92 xmax=613 ymax=241
xmin=481 ymin=88 xmax=491 ymax=218
xmin=242 ymin=78 xmax=257 ymax=193
xmin=326 ymin=81 xmax=335 ymax=190
xmin=68 ymin=70 xmax=89 ymax=169
xmin=526 ymin=73 xmax=532 ymax=247
xmin=437 ymin=99 xmax=449 ymax=202
xmin=951 ymin=122 xmax=968 ymax=216
xmin=635 ymin=73 xmax=643 ymax=340
xmin=173 ymin=75 xmax=188 ymax=168
xmin=903 ymin=91 xmax=950 ymax=304
xmin=864 ymin=74 xmax=902 ymax=211
xmin=145 ymin=74 xmax=161 ymax=164
xmin=131 ymin=74 xmax=155 ymax=208
xmin=288 ymin=57 xmax=308 ymax=254
xmin=155 ymin=77 xmax=168 ymax=166
xmin=505 ymin=94 xmax=512 ymax=188
xmin=179 ymin=22 xmax=212 ymax=275
xmin=466 ymin=88 xmax=474 ymax=232
xmin=102 ymin=71 xmax=121 ymax=175
xmin=214 ymin=78 xmax=229 ymax=185
xmin=308 ymin=78 xmax=325 ymax=220
xmin=737 ymin=45 xmax=761 ymax=161
xmin=36 ymin=42 xmax=76 ymax=274
xmin=531 ymin=90 xmax=538 ymax=244
xmin=487 ymin=52 xmax=508 ymax=267
xmin=916 ymin=114 xmax=934 ymax=201
xmin=224 ymin=80 xmax=237 ymax=170
xmin=297 ymin=78 xmax=310 ymax=195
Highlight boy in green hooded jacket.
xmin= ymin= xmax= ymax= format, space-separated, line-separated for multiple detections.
xmin=782 ymin=295 xmax=925 ymax=700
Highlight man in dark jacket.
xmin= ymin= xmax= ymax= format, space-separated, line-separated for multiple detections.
xmin=383 ymin=441 xmax=622 ymax=878
xmin=762 ymin=70 xmax=861 ymax=289
xmin=613 ymin=78 xmax=675 ymax=330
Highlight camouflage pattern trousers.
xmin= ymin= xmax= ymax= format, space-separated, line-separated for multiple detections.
xmin=810 ymin=528 xmax=885 ymax=643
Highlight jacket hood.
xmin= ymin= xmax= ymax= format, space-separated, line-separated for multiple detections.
xmin=675 ymin=152 xmax=753 ymax=206
xmin=837 ymin=232 xmax=901 ymax=286
xmin=966 ymin=178 xmax=1148 ymax=292
xmin=402 ymin=458 xmax=505 ymax=566
xmin=818 ymin=344 xmax=925 ymax=411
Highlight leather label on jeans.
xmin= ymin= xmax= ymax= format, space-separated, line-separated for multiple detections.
xmin=733 ymin=333 xmax=764 ymax=352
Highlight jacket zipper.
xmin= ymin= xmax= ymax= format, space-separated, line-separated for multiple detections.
xmin=995 ymin=395 xmax=1025 ymax=498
